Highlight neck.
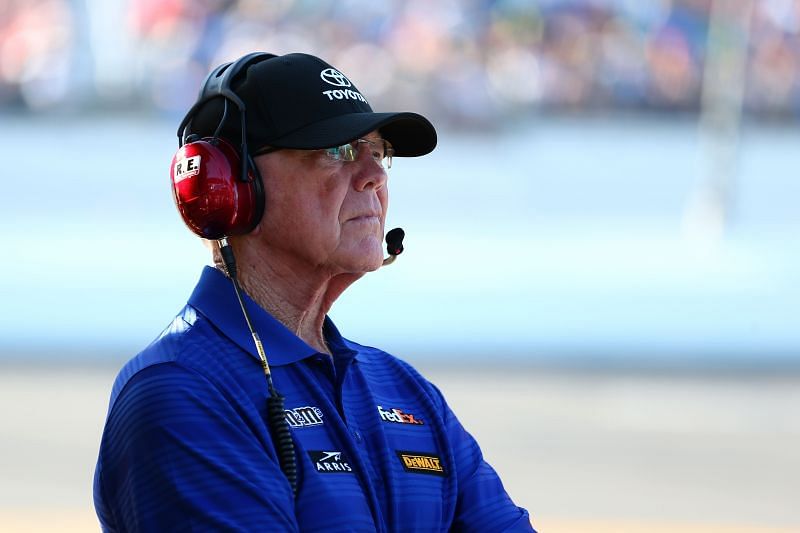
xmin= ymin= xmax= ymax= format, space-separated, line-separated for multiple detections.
xmin=225 ymin=242 xmax=361 ymax=355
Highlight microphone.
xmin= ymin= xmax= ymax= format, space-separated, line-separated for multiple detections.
xmin=382 ymin=227 xmax=405 ymax=266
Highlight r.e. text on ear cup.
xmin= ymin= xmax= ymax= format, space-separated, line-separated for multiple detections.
xmin=170 ymin=137 xmax=263 ymax=239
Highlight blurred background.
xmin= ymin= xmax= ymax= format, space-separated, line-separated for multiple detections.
xmin=1 ymin=0 xmax=798 ymax=531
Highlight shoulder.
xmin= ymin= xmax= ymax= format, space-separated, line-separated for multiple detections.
xmin=107 ymin=304 xmax=239 ymax=414
xmin=102 ymin=346 xmax=254 ymax=450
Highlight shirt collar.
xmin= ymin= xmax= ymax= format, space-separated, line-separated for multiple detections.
xmin=323 ymin=315 xmax=360 ymax=361
xmin=188 ymin=266 xmax=320 ymax=366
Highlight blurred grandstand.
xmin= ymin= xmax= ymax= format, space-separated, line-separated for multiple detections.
xmin=2 ymin=0 xmax=799 ymax=125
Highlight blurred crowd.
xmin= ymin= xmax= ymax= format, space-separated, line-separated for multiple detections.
xmin=2 ymin=0 xmax=799 ymax=125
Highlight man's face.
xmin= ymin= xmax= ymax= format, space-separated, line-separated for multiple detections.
xmin=252 ymin=131 xmax=390 ymax=276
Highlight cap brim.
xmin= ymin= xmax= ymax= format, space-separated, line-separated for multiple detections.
xmin=267 ymin=111 xmax=437 ymax=157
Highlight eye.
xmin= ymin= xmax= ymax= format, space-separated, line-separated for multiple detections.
xmin=341 ymin=143 xmax=358 ymax=161
xmin=324 ymin=143 xmax=356 ymax=161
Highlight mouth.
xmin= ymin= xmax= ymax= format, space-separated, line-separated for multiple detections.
xmin=346 ymin=213 xmax=382 ymax=223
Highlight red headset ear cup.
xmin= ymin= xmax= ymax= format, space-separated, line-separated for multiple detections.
xmin=170 ymin=138 xmax=263 ymax=239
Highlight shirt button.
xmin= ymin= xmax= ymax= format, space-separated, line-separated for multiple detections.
xmin=352 ymin=430 xmax=362 ymax=442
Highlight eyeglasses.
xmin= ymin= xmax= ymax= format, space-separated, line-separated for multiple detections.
xmin=255 ymin=138 xmax=394 ymax=169
xmin=325 ymin=138 xmax=394 ymax=170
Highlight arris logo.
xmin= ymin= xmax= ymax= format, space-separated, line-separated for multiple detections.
xmin=320 ymin=68 xmax=352 ymax=87
xmin=308 ymin=450 xmax=353 ymax=473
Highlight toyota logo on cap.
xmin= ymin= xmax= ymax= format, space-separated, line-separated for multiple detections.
xmin=320 ymin=68 xmax=352 ymax=87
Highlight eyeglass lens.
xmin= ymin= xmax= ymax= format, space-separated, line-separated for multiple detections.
xmin=328 ymin=139 xmax=393 ymax=169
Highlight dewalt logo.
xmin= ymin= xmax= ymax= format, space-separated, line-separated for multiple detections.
xmin=395 ymin=451 xmax=446 ymax=477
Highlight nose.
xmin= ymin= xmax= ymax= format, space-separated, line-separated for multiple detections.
xmin=352 ymin=156 xmax=388 ymax=192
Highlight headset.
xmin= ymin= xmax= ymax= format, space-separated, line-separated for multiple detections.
xmin=170 ymin=52 xmax=275 ymax=240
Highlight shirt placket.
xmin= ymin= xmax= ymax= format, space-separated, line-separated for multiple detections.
xmin=303 ymin=354 xmax=387 ymax=532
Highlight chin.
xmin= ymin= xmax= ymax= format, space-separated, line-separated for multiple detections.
xmin=358 ymin=252 xmax=385 ymax=273
xmin=363 ymin=259 xmax=383 ymax=273
xmin=335 ymin=245 xmax=383 ymax=274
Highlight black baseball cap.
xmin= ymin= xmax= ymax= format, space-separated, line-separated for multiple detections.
xmin=187 ymin=53 xmax=437 ymax=157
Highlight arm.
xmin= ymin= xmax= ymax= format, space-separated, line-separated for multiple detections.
xmin=94 ymin=362 xmax=298 ymax=532
xmin=429 ymin=384 xmax=536 ymax=533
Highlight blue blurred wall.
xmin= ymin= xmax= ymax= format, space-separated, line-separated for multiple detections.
xmin=2 ymin=115 xmax=798 ymax=366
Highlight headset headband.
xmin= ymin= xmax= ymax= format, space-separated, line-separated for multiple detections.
xmin=175 ymin=53 xmax=277 ymax=184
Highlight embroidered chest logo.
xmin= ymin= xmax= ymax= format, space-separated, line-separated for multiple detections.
xmin=396 ymin=451 xmax=447 ymax=477
xmin=377 ymin=405 xmax=424 ymax=425
xmin=308 ymin=450 xmax=353 ymax=473
xmin=284 ymin=405 xmax=324 ymax=428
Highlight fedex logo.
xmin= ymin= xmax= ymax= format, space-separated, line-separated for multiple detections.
xmin=377 ymin=405 xmax=424 ymax=425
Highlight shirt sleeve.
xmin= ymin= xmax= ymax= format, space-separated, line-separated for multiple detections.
xmin=94 ymin=362 xmax=298 ymax=532
xmin=427 ymin=383 xmax=537 ymax=533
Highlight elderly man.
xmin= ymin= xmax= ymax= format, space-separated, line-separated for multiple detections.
xmin=94 ymin=52 xmax=534 ymax=532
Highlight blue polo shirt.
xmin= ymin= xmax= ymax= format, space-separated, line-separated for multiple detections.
xmin=94 ymin=266 xmax=535 ymax=532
